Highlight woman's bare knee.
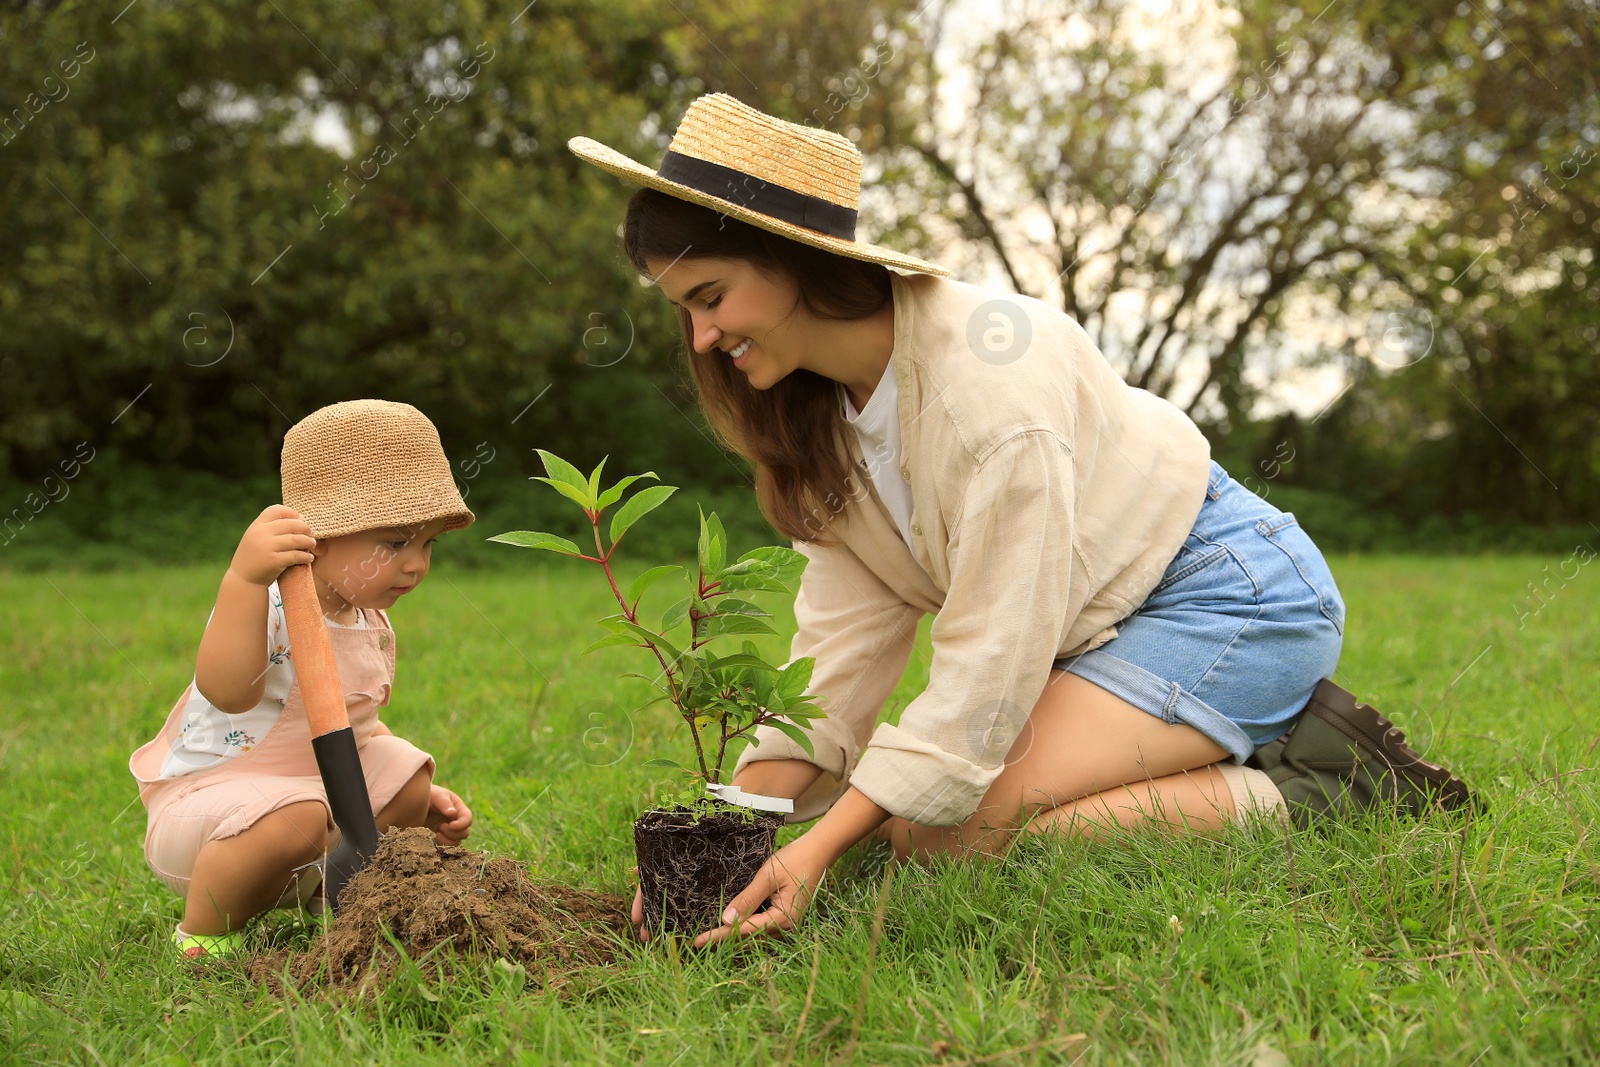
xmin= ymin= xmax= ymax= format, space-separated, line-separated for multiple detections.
xmin=873 ymin=674 xmax=1232 ymax=863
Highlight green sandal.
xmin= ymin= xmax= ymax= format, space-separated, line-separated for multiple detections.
xmin=172 ymin=928 xmax=244 ymax=960
xmin=1247 ymin=679 xmax=1478 ymax=829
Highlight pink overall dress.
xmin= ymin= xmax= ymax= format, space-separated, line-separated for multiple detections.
xmin=129 ymin=608 xmax=432 ymax=902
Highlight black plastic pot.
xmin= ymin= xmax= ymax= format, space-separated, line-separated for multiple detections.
xmin=633 ymin=804 xmax=782 ymax=936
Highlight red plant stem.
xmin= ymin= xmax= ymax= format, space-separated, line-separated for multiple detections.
xmin=593 ymin=511 xmax=711 ymax=782
xmin=690 ymin=562 xmax=707 ymax=652
xmin=687 ymin=718 xmax=712 ymax=782
xmin=713 ymin=727 xmax=730 ymax=785
xmin=593 ymin=521 xmax=631 ymax=622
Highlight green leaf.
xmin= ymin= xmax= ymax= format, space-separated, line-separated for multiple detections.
xmin=642 ymin=757 xmax=688 ymax=772
xmin=535 ymin=449 xmax=595 ymax=507
xmin=586 ymin=456 xmax=608 ymax=502
xmin=735 ymin=545 xmax=806 ymax=582
xmin=532 ymin=475 xmax=598 ymax=511
xmin=781 ymin=702 xmax=822 ymax=723
xmin=659 ymin=597 xmax=691 ymax=631
xmin=718 ymin=573 xmax=789 ymax=594
xmin=754 ymin=674 xmax=780 ymax=708
xmin=708 ymin=597 xmax=769 ymax=617
xmin=609 ymin=485 xmax=677 ymax=546
xmin=705 ymin=511 xmax=728 ymax=573
xmin=777 ymin=658 xmax=815 ymax=698
xmin=766 ymin=718 xmax=816 ymax=758
xmin=696 ymin=509 xmax=713 ymax=575
xmin=597 ymin=471 xmax=659 ymax=511
xmin=700 ymin=614 xmax=777 ymax=639
xmin=582 ymin=633 xmax=640 ymax=655
xmin=626 ymin=565 xmax=680 ymax=605
xmin=705 ymin=653 xmax=771 ymax=674
xmin=697 ymin=507 xmax=730 ymax=578
xmin=487 ymin=530 xmax=583 ymax=556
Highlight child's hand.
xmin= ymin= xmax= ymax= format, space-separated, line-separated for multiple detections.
xmin=229 ymin=505 xmax=317 ymax=587
xmin=425 ymin=784 xmax=473 ymax=845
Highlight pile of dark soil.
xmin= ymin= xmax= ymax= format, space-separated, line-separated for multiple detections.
xmin=248 ymin=828 xmax=630 ymax=992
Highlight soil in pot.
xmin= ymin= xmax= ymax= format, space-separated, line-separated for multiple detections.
xmin=633 ymin=805 xmax=782 ymax=936
xmin=247 ymin=827 xmax=630 ymax=994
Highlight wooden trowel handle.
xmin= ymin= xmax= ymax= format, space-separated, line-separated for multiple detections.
xmin=278 ymin=562 xmax=379 ymax=911
xmin=278 ymin=563 xmax=349 ymax=737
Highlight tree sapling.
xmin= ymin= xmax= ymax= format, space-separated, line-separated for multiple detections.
xmin=491 ymin=450 xmax=822 ymax=934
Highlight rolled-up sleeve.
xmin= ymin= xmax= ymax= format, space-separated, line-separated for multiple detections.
xmin=732 ymin=536 xmax=921 ymax=821
xmin=851 ymin=430 xmax=1079 ymax=826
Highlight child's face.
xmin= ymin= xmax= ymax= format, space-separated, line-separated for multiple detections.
xmin=311 ymin=519 xmax=450 ymax=610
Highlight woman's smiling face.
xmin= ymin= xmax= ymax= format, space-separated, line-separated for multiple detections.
xmin=645 ymin=255 xmax=807 ymax=390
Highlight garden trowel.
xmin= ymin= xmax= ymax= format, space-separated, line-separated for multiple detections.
xmin=278 ymin=563 xmax=379 ymax=913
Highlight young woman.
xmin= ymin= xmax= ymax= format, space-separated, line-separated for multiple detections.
xmin=569 ymin=94 xmax=1472 ymax=946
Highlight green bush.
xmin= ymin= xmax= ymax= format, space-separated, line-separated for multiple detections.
xmin=6 ymin=454 xmax=1589 ymax=573
xmin=0 ymin=458 xmax=778 ymax=572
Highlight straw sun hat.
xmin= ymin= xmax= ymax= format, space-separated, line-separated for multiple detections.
xmin=569 ymin=93 xmax=948 ymax=277
xmin=281 ymin=400 xmax=474 ymax=540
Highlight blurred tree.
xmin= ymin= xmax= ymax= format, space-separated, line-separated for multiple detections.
xmin=3 ymin=0 xmax=1592 ymax=554
xmin=856 ymin=0 xmax=1596 ymax=523
xmin=1306 ymin=0 xmax=1600 ymax=524
xmin=0 ymin=0 xmax=916 ymax=498
xmin=862 ymin=0 xmax=1424 ymax=424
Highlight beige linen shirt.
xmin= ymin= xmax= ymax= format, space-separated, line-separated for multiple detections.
xmin=732 ymin=273 xmax=1211 ymax=826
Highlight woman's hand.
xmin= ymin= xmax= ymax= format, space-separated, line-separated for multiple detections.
xmin=627 ymin=842 xmax=826 ymax=946
xmin=628 ymin=788 xmax=889 ymax=946
xmin=693 ymin=833 xmax=834 ymax=947
xmin=228 ymin=505 xmax=317 ymax=587
xmin=425 ymin=784 xmax=473 ymax=844
xmin=627 ymin=759 xmax=826 ymax=943
xmin=693 ymin=788 xmax=892 ymax=947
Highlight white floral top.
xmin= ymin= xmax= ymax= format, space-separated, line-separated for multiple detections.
xmin=157 ymin=582 xmax=366 ymax=778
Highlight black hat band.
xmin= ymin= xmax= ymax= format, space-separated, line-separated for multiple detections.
xmin=657 ymin=151 xmax=859 ymax=240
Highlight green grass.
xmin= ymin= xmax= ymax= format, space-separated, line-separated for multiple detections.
xmin=2 ymin=555 xmax=1598 ymax=1064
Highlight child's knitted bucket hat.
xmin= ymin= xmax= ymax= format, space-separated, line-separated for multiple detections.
xmin=281 ymin=399 xmax=474 ymax=540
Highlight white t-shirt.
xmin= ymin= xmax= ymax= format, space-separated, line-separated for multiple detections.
xmin=157 ymin=582 xmax=367 ymax=778
xmin=843 ymin=356 xmax=916 ymax=548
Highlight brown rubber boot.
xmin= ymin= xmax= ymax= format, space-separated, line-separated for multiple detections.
xmin=1246 ymin=679 xmax=1478 ymax=829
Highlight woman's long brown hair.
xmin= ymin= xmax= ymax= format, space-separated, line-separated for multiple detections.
xmin=623 ymin=188 xmax=891 ymax=544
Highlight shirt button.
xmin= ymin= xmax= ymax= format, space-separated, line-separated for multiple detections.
xmin=911 ymin=522 xmax=922 ymax=536
xmin=900 ymin=465 xmax=911 ymax=480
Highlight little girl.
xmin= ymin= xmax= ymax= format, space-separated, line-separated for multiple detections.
xmin=130 ymin=399 xmax=476 ymax=958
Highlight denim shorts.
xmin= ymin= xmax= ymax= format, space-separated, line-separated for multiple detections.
xmin=1054 ymin=462 xmax=1345 ymax=763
